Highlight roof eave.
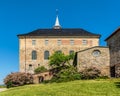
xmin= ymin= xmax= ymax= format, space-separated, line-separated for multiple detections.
xmin=105 ymin=27 xmax=120 ymax=41
xmin=17 ymin=35 xmax=100 ymax=38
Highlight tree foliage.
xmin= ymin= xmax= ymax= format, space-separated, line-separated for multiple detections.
xmin=34 ymin=66 xmax=47 ymax=74
xmin=50 ymin=66 xmax=81 ymax=83
xmin=48 ymin=52 xmax=81 ymax=83
xmin=49 ymin=52 xmax=74 ymax=68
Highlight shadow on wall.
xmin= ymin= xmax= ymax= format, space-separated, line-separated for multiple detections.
xmin=114 ymin=82 xmax=120 ymax=88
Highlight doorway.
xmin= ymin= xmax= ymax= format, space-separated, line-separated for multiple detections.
xmin=110 ymin=66 xmax=115 ymax=77
xmin=39 ymin=76 xmax=44 ymax=83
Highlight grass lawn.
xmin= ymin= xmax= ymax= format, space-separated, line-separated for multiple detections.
xmin=0 ymin=85 xmax=5 ymax=88
xmin=0 ymin=79 xmax=120 ymax=96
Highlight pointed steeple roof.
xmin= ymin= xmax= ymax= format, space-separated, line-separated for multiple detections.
xmin=53 ymin=10 xmax=61 ymax=29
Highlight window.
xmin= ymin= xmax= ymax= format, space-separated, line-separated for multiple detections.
xmin=69 ymin=50 xmax=74 ymax=55
xmin=92 ymin=50 xmax=101 ymax=57
xmin=32 ymin=50 xmax=37 ymax=60
xmin=82 ymin=40 xmax=87 ymax=45
xmin=45 ymin=40 xmax=49 ymax=45
xmin=44 ymin=51 xmax=49 ymax=60
xmin=32 ymin=40 xmax=36 ymax=45
xmin=29 ymin=64 xmax=32 ymax=70
xmin=57 ymin=40 xmax=62 ymax=45
xmin=38 ymin=64 xmax=40 ymax=67
xmin=70 ymin=40 xmax=74 ymax=45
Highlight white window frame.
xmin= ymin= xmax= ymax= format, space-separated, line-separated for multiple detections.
xmin=82 ymin=40 xmax=87 ymax=45
xmin=32 ymin=40 xmax=36 ymax=45
xmin=45 ymin=40 xmax=49 ymax=45
xmin=70 ymin=40 xmax=74 ymax=45
xmin=57 ymin=40 xmax=62 ymax=45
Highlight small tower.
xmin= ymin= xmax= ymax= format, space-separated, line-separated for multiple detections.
xmin=53 ymin=9 xmax=61 ymax=29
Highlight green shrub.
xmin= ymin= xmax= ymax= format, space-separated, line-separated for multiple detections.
xmin=80 ymin=67 xmax=101 ymax=79
xmin=50 ymin=66 xmax=81 ymax=83
xmin=4 ymin=72 xmax=33 ymax=88
xmin=97 ymin=76 xmax=109 ymax=79
xmin=34 ymin=66 xmax=47 ymax=74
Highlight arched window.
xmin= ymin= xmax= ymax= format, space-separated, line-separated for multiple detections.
xmin=69 ymin=50 xmax=74 ymax=55
xmin=32 ymin=50 xmax=37 ymax=60
xmin=44 ymin=50 xmax=49 ymax=60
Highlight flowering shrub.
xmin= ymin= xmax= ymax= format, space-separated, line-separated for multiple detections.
xmin=80 ymin=67 xmax=101 ymax=79
xmin=4 ymin=72 xmax=33 ymax=88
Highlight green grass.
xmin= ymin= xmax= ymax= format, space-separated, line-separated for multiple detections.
xmin=0 ymin=79 xmax=120 ymax=96
xmin=0 ymin=85 xmax=5 ymax=88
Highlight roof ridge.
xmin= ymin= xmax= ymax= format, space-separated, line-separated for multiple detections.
xmin=76 ymin=46 xmax=109 ymax=53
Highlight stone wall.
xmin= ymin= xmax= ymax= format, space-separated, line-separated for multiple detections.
xmin=19 ymin=36 xmax=99 ymax=73
xmin=77 ymin=46 xmax=110 ymax=76
xmin=33 ymin=71 xmax=53 ymax=84
xmin=106 ymin=28 xmax=120 ymax=77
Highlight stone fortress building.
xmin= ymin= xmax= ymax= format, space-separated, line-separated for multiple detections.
xmin=18 ymin=15 xmax=120 ymax=78
xmin=105 ymin=27 xmax=120 ymax=77
xmin=17 ymin=15 xmax=102 ymax=74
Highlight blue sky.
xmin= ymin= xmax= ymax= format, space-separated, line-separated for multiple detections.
xmin=0 ymin=0 xmax=120 ymax=84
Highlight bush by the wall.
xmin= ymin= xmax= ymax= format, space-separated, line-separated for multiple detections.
xmin=50 ymin=66 xmax=81 ymax=83
xmin=80 ymin=67 xmax=101 ymax=79
xmin=4 ymin=72 xmax=33 ymax=88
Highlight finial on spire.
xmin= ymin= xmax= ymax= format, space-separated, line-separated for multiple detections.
xmin=53 ymin=9 xmax=61 ymax=29
xmin=56 ymin=9 xmax=58 ymax=15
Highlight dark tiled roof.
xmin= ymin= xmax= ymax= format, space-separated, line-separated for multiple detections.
xmin=105 ymin=27 xmax=120 ymax=41
xmin=17 ymin=28 xmax=101 ymax=37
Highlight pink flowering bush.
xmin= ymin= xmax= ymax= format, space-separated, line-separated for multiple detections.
xmin=80 ymin=67 xmax=101 ymax=79
xmin=4 ymin=72 xmax=33 ymax=88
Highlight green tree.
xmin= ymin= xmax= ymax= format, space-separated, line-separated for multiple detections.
xmin=34 ymin=66 xmax=47 ymax=74
xmin=49 ymin=52 xmax=74 ymax=68
xmin=48 ymin=52 xmax=81 ymax=83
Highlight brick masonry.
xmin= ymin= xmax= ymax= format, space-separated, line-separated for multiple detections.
xmin=19 ymin=36 xmax=99 ymax=73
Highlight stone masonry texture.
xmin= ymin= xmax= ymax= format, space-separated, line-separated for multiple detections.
xmin=77 ymin=46 xmax=110 ymax=76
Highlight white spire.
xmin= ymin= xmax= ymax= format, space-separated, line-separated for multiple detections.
xmin=55 ymin=15 xmax=60 ymax=27
xmin=53 ymin=9 xmax=61 ymax=29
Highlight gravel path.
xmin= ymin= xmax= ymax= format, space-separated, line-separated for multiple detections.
xmin=0 ymin=88 xmax=7 ymax=92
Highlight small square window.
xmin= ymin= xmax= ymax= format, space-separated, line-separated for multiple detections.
xmin=45 ymin=40 xmax=49 ymax=45
xmin=70 ymin=40 xmax=74 ymax=45
xmin=58 ymin=40 xmax=62 ymax=45
xmin=32 ymin=40 xmax=36 ymax=45
xmin=82 ymin=40 xmax=87 ymax=45
xmin=69 ymin=50 xmax=74 ymax=55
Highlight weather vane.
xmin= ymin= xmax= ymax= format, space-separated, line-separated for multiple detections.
xmin=56 ymin=9 xmax=59 ymax=16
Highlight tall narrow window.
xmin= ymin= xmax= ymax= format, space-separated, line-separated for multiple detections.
xmin=70 ymin=40 xmax=74 ymax=45
xmin=82 ymin=40 xmax=87 ymax=45
xmin=32 ymin=50 xmax=37 ymax=60
xmin=45 ymin=40 xmax=49 ymax=45
xmin=44 ymin=50 xmax=49 ymax=60
xmin=32 ymin=40 xmax=36 ymax=45
xmin=29 ymin=64 xmax=32 ymax=70
xmin=57 ymin=40 xmax=62 ymax=45
xmin=69 ymin=50 xmax=74 ymax=55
